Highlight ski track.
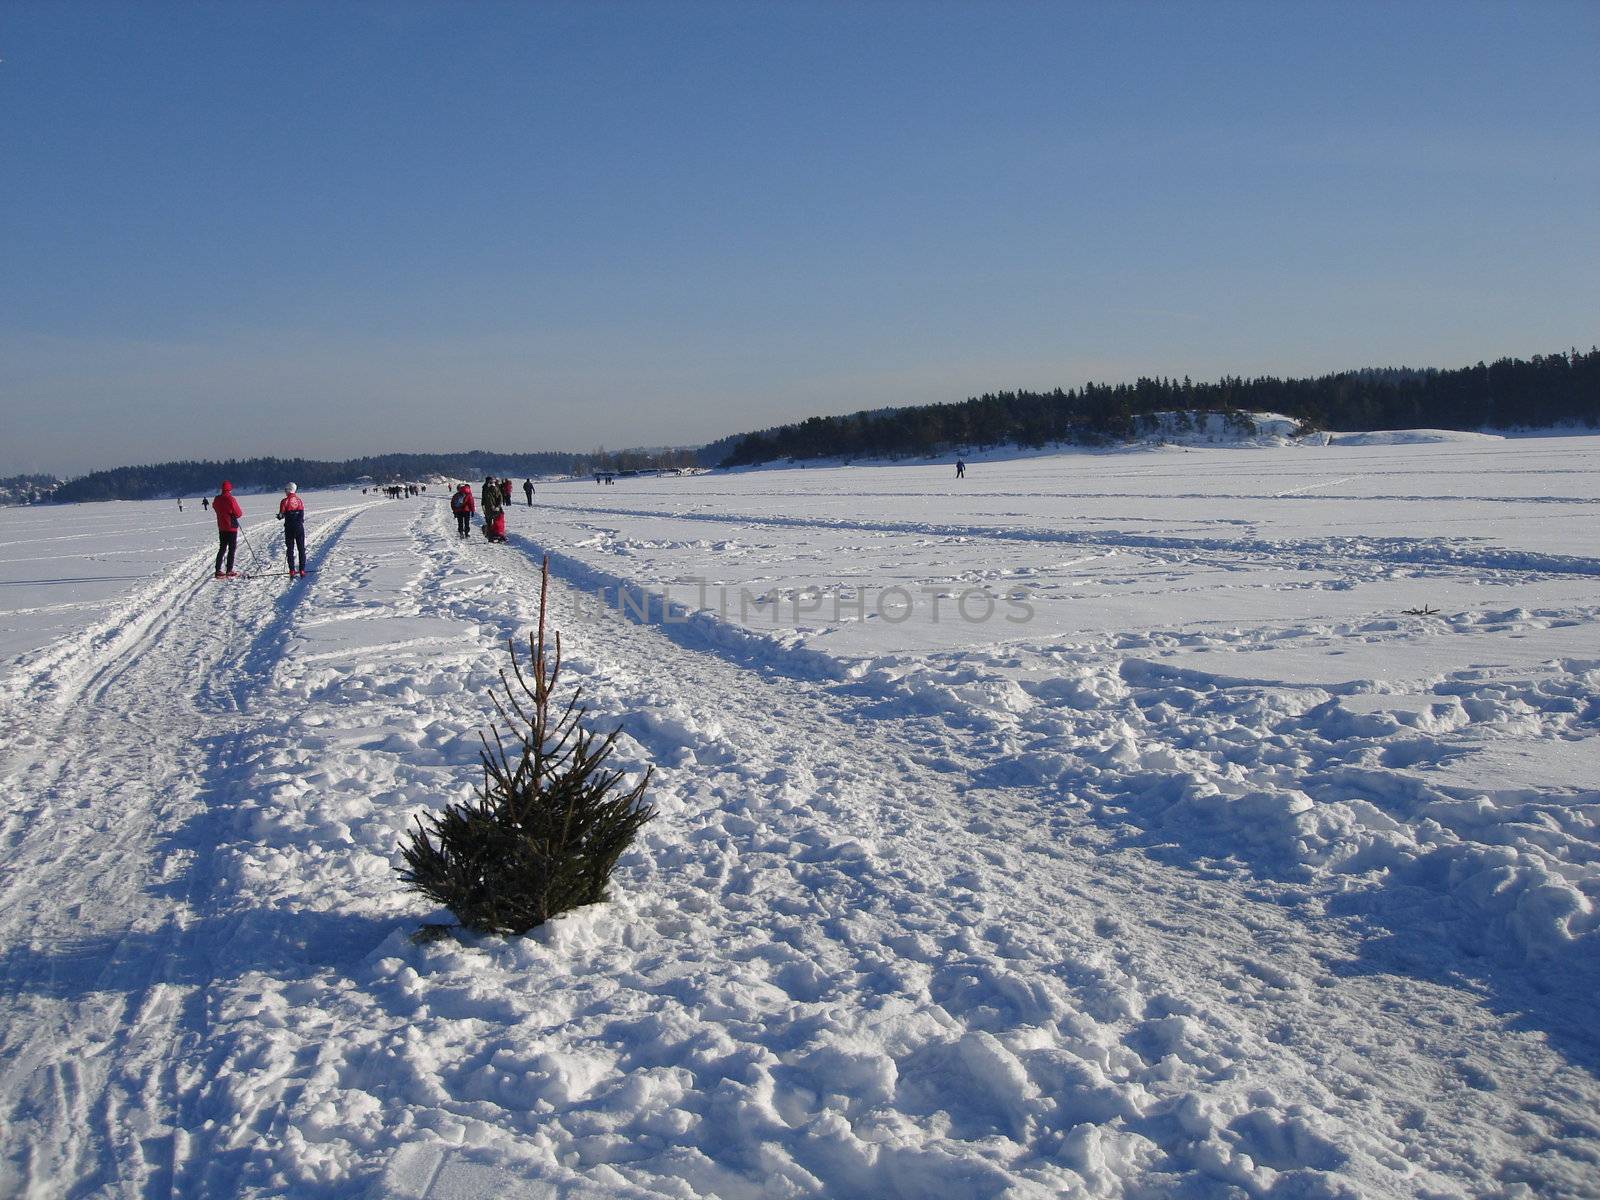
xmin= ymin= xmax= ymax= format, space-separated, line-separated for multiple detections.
xmin=0 ymin=505 xmax=376 ymax=1199
xmin=0 ymin=477 xmax=1597 ymax=1199
xmin=525 ymin=500 xmax=1600 ymax=581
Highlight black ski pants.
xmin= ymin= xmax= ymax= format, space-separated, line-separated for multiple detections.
xmin=455 ymin=511 xmax=471 ymax=537
xmin=215 ymin=530 xmax=237 ymax=574
xmin=284 ymin=525 xmax=306 ymax=572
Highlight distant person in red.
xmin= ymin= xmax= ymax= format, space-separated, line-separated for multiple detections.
xmin=277 ymin=482 xmax=307 ymax=577
xmin=212 ymin=480 xmax=243 ymax=578
xmin=500 ymin=478 xmax=512 ymax=505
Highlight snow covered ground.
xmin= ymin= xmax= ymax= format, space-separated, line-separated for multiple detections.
xmin=1 ymin=435 xmax=1597 ymax=1199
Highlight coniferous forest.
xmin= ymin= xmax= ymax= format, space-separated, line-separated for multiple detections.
xmin=50 ymin=448 xmax=700 ymax=504
xmin=38 ymin=350 xmax=1600 ymax=500
xmin=718 ymin=350 xmax=1600 ymax=466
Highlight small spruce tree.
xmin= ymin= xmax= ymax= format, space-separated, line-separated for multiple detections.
xmin=398 ymin=558 xmax=654 ymax=935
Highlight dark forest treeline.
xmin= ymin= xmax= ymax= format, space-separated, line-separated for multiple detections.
xmin=55 ymin=453 xmax=573 ymax=504
xmin=53 ymin=447 xmax=697 ymax=503
xmin=43 ymin=350 xmax=1600 ymax=499
xmin=719 ymin=350 xmax=1600 ymax=466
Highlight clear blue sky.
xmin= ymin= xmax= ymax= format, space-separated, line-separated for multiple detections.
xmin=2 ymin=1 xmax=1596 ymax=476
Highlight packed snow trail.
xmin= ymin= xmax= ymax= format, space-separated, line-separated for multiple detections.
xmin=0 ymin=493 xmax=378 ymax=667
xmin=1 ymin=480 xmax=1597 ymax=1198
xmin=433 ymin=521 xmax=1597 ymax=1198
xmin=0 ymin=503 xmax=375 ymax=1198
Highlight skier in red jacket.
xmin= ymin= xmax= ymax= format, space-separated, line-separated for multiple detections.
xmin=213 ymin=481 xmax=243 ymax=577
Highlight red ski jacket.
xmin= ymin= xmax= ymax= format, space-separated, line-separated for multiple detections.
xmin=213 ymin=485 xmax=243 ymax=531
xmin=278 ymin=494 xmax=304 ymax=517
xmin=459 ymin=486 xmax=476 ymax=514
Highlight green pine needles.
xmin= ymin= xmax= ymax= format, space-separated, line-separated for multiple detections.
xmin=399 ymin=558 xmax=655 ymax=935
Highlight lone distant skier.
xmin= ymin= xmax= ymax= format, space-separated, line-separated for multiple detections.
xmin=955 ymin=458 xmax=966 ymax=479
xmin=212 ymin=480 xmax=243 ymax=578
xmin=277 ymin=482 xmax=307 ymax=577
xmin=202 ymin=496 xmax=210 ymax=511
xmin=523 ymin=478 xmax=534 ymax=506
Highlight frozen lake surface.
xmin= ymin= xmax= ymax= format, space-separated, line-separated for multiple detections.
xmin=1 ymin=434 xmax=1597 ymax=1198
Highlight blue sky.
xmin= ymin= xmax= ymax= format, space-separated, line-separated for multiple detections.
xmin=2 ymin=1 xmax=1596 ymax=476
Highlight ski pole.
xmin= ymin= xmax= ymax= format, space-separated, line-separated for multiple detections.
xmin=239 ymin=522 xmax=269 ymax=577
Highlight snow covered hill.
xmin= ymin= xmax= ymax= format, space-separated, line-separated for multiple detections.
xmin=1 ymin=436 xmax=1597 ymax=1198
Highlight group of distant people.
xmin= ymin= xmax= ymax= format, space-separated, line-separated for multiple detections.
xmin=449 ymin=477 xmax=535 ymax=543
xmin=191 ymin=460 xmax=976 ymax=580
xmin=365 ymin=484 xmax=425 ymax=498
xmin=193 ymin=475 xmax=546 ymax=578
xmin=191 ymin=457 xmax=971 ymax=582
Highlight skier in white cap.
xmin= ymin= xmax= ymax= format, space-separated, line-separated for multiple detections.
xmin=277 ymin=483 xmax=307 ymax=577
